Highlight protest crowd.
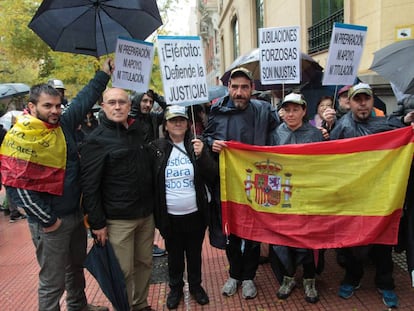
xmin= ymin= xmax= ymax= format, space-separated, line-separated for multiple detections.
xmin=1 ymin=4 xmax=414 ymax=311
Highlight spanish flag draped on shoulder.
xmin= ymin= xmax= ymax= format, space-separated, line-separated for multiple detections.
xmin=0 ymin=114 xmax=67 ymax=195
xmin=220 ymin=127 xmax=414 ymax=249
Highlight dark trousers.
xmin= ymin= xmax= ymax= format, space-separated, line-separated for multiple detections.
xmin=226 ymin=234 xmax=260 ymax=280
xmin=165 ymin=212 xmax=206 ymax=292
xmin=341 ymin=244 xmax=395 ymax=290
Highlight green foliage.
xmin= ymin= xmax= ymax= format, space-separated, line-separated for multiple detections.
xmin=0 ymin=0 xmax=180 ymax=100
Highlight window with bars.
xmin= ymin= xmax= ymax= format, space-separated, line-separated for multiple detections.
xmin=232 ymin=17 xmax=240 ymax=59
xmin=308 ymin=0 xmax=344 ymax=54
xmin=255 ymin=0 xmax=264 ymax=46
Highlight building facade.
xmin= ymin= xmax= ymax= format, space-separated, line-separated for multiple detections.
xmin=197 ymin=0 xmax=414 ymax=112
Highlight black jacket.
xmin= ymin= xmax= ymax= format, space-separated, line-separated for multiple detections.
xmin=203 ymin=96 xmax=280 ymax=148
xmin=80 ymin=114 xmax=154 ymax=230
xmin=271 ymin=122 xmax=323 ymax=145
xmin=330 ymin=111 xmax=405 ymax=139
xmin=149 ymin=132 xmax=217 ymax=239
xmin=130 ymin=92 xmax=166 ymax=142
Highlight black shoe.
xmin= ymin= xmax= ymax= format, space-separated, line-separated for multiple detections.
xmin=190 ymin=286 xmax=209 ymax=305
xmin=166 ymin=289 xmax=183 ymax=309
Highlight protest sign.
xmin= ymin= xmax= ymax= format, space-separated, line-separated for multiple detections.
xmin=112 ymin=37 xmax=154 ymax=92
xmin=259 ymin=26 xmax=301 ymax=84
xmin=322 ymin=23 xmax=367 ymax=86
xmin=157 ymin=36 xmax=208 ymax=106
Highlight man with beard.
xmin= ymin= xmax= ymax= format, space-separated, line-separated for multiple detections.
xmin=203 ymin=67 xmax=280 ymax=299
xmin=0 ymin=59 xmax=113 ymax=311
xmin=130 ymin=89 xmax=167 ymax=257
xmin=330 ymin=82 xmax=414 ymax=308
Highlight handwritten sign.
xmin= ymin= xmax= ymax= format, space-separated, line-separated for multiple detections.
xmin=157 ymin=36 xmax=208 ymax=106
xmin=322 ymin=23 xmax=368 ymax=86
xmin=259 ymin=26 xmax=301 ymax=84
xmin=112 ymin=37 xmax=154 ymax=92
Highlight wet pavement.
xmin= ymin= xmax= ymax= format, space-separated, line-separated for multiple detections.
xmin=1 ymin=188 xmax=414 ymax=310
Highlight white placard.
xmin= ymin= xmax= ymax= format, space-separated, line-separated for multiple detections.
xmin=112 ymin=37 xmax=154 ymax=92
xmin=259 ymin=26 xmax=301 ymax=84
xmin=157 ymin=35 xmax=208 ymax=106
xmin=322 ymin=23 xmax=368 ymax=86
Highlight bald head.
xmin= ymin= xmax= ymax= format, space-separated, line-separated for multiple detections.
xmin=101 ymin=88 xmax=131 ymax=126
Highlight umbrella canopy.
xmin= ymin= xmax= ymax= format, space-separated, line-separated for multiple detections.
xmin=28 ymin=0 xmax=163 ymax=57
xmin=220 ymin=48 xmax=323 ymax=90
xmin=0 ymin=110 xmax=24 ymax=130
xmin=370 ymin=39 xmax=414 ymax=95
xmin=208 ymin=85 xmax=228 ymax=101
xmin=0 ymin=83 xmax=30 ymax=100
xmin=84 ymin=241 xmax=129 ymax=311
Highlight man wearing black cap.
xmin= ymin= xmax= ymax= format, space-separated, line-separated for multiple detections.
xmin=203 ymin=67 xmax=280 ymax=299
xmin=330 ymin=82 xmax=414 ymax=308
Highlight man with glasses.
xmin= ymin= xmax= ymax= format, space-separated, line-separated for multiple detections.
xmin=80 ymin=88 xmax=156 ymax=311
xmin=1 ymin=59 xmax=113 ymax=311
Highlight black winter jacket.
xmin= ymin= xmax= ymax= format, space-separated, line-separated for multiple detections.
xmin=203 ymin=96 xmax=280 ymax=148
xmin=80 ymin=114 xmax=154 ymax=230
xmin=330 ymin=112 xmax=405 ymax=139
xmin=130 ymin=92 xmax=166 ymax=142
xmin=271 ymin=122 xmax=323 ymax=145
xmin=149 ymin=132 xmax=217 ymax=239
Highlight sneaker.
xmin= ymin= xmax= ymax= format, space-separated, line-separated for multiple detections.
xmin=222 ymin=277 xmax=239 ymax=296
xmin=153 ymin=244 xmax=166 ymax=257
xmin=9 ymin=214 xmax=27 ymax=223
xmin=378 ymin=289 xmax=399 ymax=308
xmin=303 ymin=278 xmax=319 ymax=303
xmin=242 ymin=280 xmax=257 ymax=299
xmin=338 ymin=283 xmax=360 ymax=299
xmin=277 ymin=276 xmax=296 ymax=299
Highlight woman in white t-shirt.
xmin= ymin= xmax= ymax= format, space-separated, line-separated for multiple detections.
xmin=149 ymin=105 xmax=217 ymax=310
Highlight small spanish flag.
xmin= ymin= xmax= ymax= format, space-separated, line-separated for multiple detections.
xmin=0 ymin=114 xmax=67 ymax=195
xmin=220 ymin=127 xmax=414 ymax=249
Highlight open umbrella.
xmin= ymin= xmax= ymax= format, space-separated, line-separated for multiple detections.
xmin=28 ymin=0 xmax=163 ymax=57
xmin=0 ymin=83 xmax=30 ymax=100
xmin=208 ymin=85 xmax=228 ymax=101
xmin=0 ymin=110 xmax=24 ymax=130
xmin=220 ymin=48 xmax=323 ymax=90
xmin=84 ymin=241 xmax=129 ymax=311
xmin=370 ymin=39 xmax=414 ymax=94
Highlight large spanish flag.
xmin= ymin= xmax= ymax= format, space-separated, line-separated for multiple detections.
xmin=220 ymin=127 xmax=414 ymax=249
xmin=0 ymin=114 xmax=67 ymax=195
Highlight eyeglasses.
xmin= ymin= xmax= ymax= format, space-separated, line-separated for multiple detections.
xmin=104 ymin=100 xmax=128 ymax=106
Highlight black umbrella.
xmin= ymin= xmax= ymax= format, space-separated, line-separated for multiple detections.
xmin=84 ymin=241 xmax=129 ymax=311
xmin=28 ymin=0 xmax=163 ymax=57
xmin=370 ymin=39 xmax=414 ymax=95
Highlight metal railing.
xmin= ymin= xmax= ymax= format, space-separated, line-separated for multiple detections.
xmin=308 ymin=8 xmax=344 ymax=54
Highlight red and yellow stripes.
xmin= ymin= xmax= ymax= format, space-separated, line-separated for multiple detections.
xmin=0 ymin=114 xmax=66 ymax=195
xmin=219 ymin=127 xmax=414 ymax=249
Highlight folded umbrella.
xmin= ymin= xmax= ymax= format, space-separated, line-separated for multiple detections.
xmin=84 ymin=241 xmax=129 ymax=311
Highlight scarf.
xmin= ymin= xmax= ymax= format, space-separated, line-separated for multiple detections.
xmin=0 ymin=114 xmax=67 ymax=195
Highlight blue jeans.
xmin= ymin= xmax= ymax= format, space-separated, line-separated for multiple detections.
xmin=29 ymin=212 xmax=88 ymax=311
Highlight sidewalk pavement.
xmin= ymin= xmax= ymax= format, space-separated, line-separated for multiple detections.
xmin=1 ymin=188 xmax=413 ymax=310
